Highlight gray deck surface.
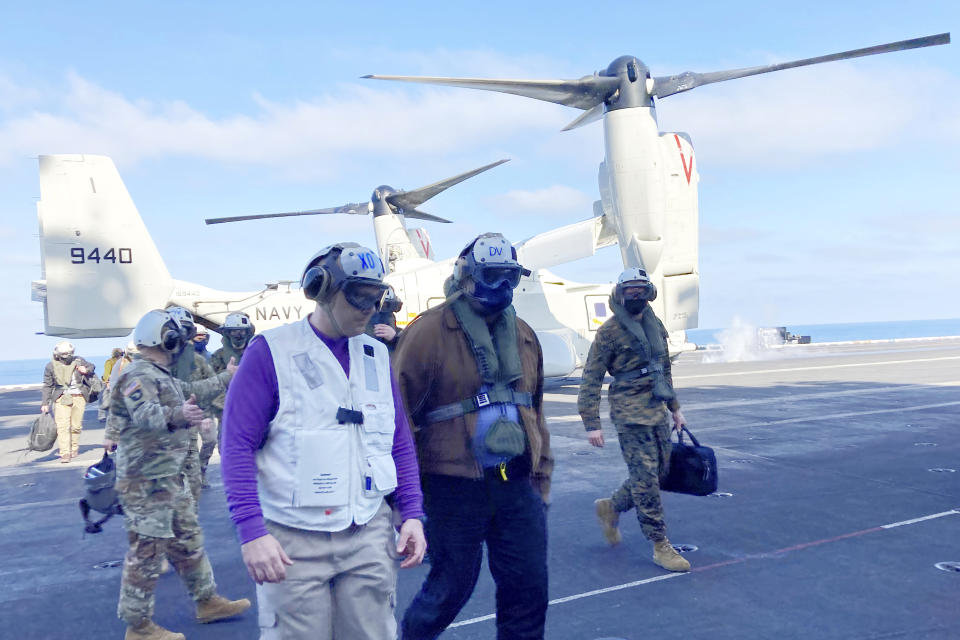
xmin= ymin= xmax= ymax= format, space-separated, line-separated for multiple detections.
xmin=1 ymin=338 xmax=958 ymax=639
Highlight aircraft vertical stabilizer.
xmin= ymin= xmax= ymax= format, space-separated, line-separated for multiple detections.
xmin=36 ymin=154 xmax=174 ymax=337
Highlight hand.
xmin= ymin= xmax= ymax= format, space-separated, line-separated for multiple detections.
xmin=671 ymin=409 xmax=687 ymax=432
xmin=182 ymin=395 xmax=204 ymax=426
xmin=587 ymin=429 xmax=604 ymax=448
xmin=226 ymin=357 xmax=238 ymax=375
xmin=40 ymin=405 xmax=49 ymax=415
xmin=77 ymin=365 xmax=89 ymax=375
xmin=397 ymin=518 xmax=427 ymax=569
xmin=241 ymin=534 xmax=294 ymax=584
xmin=103 ymin=438 xmax=117 ymax=452
xmin=373 ymin=324 xmax=397 ymax=342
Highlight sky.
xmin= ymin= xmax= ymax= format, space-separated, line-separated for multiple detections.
xmin=0 ymin=1 xmax=957 ymax=360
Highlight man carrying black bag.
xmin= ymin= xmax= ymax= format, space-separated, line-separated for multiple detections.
xmin=578 ymin=268 xmax=690 ymax=572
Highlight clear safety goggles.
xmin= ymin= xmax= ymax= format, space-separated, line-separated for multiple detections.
xmin=343 ymin=281 xmax=389 ymax=312
xmin=224 ymin=328 xmax=250 ymax=340
xmin=475 ymin=264 xmax=523 ymax=289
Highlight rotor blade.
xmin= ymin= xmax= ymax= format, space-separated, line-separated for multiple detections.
xmin=205 ymin=202 xmax=370 ymax=225
xmin=364 ymin=74 xmax=620 ymax=110
xmin=386 ymin=159 xmax=509 ymax=211
xmin=404 ymin=208 xmax=452 ymax=223
xmin=562 ymin=102 xmax=606 ymax=131
xmin=652 ymin=32 xmax=951 ymax=99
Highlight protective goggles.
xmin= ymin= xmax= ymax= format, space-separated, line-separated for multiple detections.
xmin=178 ymin=322 xmax=197 ymax=341
xmin=224 ymin=328 xmax=250 ymax=340
xmin=620 ymin=282 xmax=656 ymax=301
xmin=342 ymin=281 xmax=389 ymax=312
xmin=474 ymin=264 xmax=523 ymax=289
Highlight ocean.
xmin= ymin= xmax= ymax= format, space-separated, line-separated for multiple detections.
xmin=3 ymin=318 xmax=958 ymax=387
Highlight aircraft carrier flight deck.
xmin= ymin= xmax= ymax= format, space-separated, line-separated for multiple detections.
xmin=1 ymin=337 xmax=958 ymax=639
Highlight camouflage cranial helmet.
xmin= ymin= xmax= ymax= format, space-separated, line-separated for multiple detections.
xmin=166 ymin=306 xmax=197 ymax=341
xmin=615 ymin=267 xmax=658 ymax=304
xmin=221 ymin=312 xmax=255 ymax=350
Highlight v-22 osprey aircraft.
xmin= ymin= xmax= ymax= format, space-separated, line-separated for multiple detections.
xmin=32 ymin=154 xmax=637 ymax=377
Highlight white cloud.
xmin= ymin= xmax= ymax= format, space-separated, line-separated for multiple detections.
xmin=655 ymin=63 xmax=960 ymax=166
xmin=487 ymin=184 xmax=592 ymax=216
xmin=0 ymin=72 xmax=566 ymax=174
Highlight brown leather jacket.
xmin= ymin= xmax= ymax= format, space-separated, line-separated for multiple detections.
xmin=393 ymin=301 xmax=553 ymax=502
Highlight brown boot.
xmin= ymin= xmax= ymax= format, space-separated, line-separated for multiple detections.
xmin=196 ymin=594 xmax=251 ymax=623
xmin=124 ymin=620 xmax=185 ymax=640
xmin=594 ymin=498 xmax=622 ymax=546
xmin=653 ymin=539 xmax=691 ymax=572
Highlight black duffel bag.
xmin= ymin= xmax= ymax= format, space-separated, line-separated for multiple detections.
xmin=662 ymin=425 xmax=718 ymax=496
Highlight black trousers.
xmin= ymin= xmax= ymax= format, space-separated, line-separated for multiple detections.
xmin=401 ymin=463 xmax=549 ymax=640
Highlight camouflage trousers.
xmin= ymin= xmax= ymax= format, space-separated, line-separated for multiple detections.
xmin=116 ymin=474 xmax=216 ymax=626
xmin=610 ymin=415 xmax=672 ymax=542
xmin=183 ymin=430 xmax=202 ymax=507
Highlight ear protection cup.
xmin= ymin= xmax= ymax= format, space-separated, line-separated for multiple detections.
xmin=302 ymin=265 xmax=331 ymax=301
xmin=161 ymin=329 xmax=181 ymax=352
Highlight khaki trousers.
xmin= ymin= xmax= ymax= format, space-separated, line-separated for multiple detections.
xmin=257 ymin=501 xmax=399 ymax=640
xmin=54 ymin=395 xmax=86 ymax=456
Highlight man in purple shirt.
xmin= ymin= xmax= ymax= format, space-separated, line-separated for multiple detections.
xmin=221 ymin=243 xmax=426 ymax=639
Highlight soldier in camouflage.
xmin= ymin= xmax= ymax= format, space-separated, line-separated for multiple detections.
xmin=578 ymin=268 xmax=691 ymax=572
xmin=166 ymin=307 xmax=218 ymax=505
xmin=104 ymin=309 xmax=250 ymax=640
xmin=200 ymin=311 xmax=254 ymax=481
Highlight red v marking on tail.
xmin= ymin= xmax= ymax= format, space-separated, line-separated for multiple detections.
xmin=673 ymin=134 xmax=694 ymax=185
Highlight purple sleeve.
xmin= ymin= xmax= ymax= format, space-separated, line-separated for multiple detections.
xmin=390 ymin=368 xmax=424 ymax=522
xmin=221 ymin=335 xmax=278 ymax=544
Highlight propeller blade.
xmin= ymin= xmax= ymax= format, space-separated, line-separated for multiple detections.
xmin=562 ymin=102 xmax=606 ymax=131
xmin=652 ymin=32 xmax=950 ymax=99
xmin=363 ymin=74 xmax=620 ymax=111
xmin=403 ymin=209 xmax=452 ymax=223
xmin=205 ymin=202 xmax=370 ymax=225
xmin=386 ymin=159 xmax=509 ymax=211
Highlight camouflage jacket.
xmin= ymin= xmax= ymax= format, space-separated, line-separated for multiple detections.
xmin=577 ymin=311 xmax=680 ymax=431
xmin=105 ymin=354 xmax=232 ymax=480
xmin=209 ymin=343 xmax=244 ymax=413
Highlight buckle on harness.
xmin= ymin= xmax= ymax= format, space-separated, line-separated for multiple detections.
xmin=474 ymin=393 xmax=491 ymax=409
xmin=336 ymin=408 xmax=364 ymax=425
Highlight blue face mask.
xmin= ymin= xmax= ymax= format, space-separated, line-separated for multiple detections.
xmin=469 ymin=281 xmax=514 ymax=314
xmin=194 ymin=341 xmax=207 ymax=353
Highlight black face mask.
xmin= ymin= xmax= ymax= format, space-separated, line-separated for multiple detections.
xmin=469 ymin=281 xmax=514 ymax=314
xmin=56 ymin=354 xmax=75 ymax=364
xmin=624 ymin=299 xmax=647 ymax=314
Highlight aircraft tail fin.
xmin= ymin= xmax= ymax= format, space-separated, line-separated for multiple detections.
xmin=35 ymin=155 xmax=173 ymax=337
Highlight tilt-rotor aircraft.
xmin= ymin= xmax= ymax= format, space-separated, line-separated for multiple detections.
xmin=366 ymin=32 xmax=950 ymax=345
xmin=32 ymin=154 xmax=621 ymax=377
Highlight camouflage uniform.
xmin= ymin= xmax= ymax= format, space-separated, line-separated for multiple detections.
xmin=171 ymin=349 xmax=217 ymax=505
xmin=200 ymin=343 xmax=245 ymax=474
xmin=578 ymin=310 xmax=680 ymax=542
xmin=105 ymin=354 xmax=231 ymax=627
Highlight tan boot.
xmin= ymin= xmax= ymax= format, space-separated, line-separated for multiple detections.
xmin=653 ymin=539 xmax=691 ymax=572
xmin=594 ymin=498 xmax=622 ymax=546
xmin=196 ymin=594 xmax=251 ymax=623
xmin=124 ymin=620 xmax=185 ymax=640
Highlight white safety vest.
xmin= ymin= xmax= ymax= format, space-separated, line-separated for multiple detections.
xmin=257 ymin=318 xmax=397 ymax=532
